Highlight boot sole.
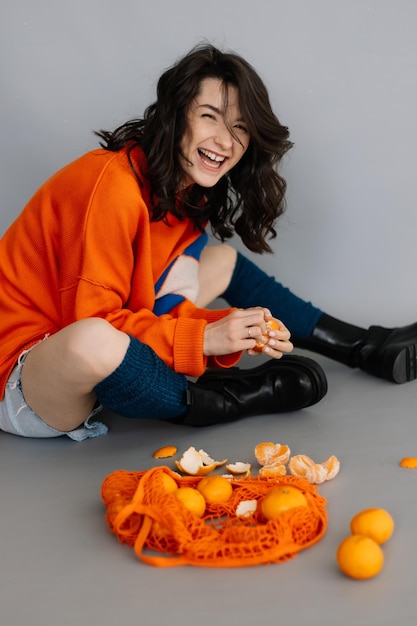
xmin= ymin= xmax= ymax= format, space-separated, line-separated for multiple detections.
xmin=199 ymin=356 xmax=328 ymax=407
xmin=391 ymin=344 xmax=417 ymax=383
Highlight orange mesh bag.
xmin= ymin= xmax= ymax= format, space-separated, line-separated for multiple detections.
xmin=101 ymin=465 xmax=328 ymax=568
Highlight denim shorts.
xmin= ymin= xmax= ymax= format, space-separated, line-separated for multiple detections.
xmin=0 ymin=346 xmax=108 ymax=441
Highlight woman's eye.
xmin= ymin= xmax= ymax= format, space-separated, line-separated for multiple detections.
xmin=201 ymin=113 xmax=216 ymax=120
xmin=234 ymin=124 xmax=248 ymax=133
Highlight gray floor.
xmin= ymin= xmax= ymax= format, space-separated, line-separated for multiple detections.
xmin=1 ymin=351 xmax=416 ymax=626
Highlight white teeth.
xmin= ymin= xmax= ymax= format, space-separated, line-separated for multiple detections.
xmin=199 ymin=148 xmax=225 ymax=163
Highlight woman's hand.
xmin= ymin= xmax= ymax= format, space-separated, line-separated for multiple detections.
xmin=247 ymin=309 xmax=293 ymax=359
xmin=203 ymin=307 xmax=293 ymax=359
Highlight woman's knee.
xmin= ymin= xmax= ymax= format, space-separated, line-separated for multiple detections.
xmin=62 ymin=318 xmax=130 ymax=379
xmin=197 ymin=244 xmax=238 ymax=307
xmin=202 ymin=244 xmax=237 ymax=270
xmin=23 ymin=319 xmax=129 ymax=388
xmin=19 ymin=319 xmax=127 ymax=432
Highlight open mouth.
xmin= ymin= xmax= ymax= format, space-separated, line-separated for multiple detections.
xmin=198 ymin=148 xmax=226 ymax=169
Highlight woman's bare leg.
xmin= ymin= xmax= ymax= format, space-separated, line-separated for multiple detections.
xmin=196 ymin=244 xmax=237 ymax=308
xmin=20 ymin=318 xmax=130 ymax=431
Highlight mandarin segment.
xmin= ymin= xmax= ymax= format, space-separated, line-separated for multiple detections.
xmin=288 ymin=454 xmax=314 ymax=475
xmin=321 ymin=455 xmax=341 ymax=480
xmin=289 ymin=455 xmax=325 ymax=484
xmin=259 ymin=463 xmax=287 ymax=477
xmin=289 ymin=454 xmax=340 ymax=484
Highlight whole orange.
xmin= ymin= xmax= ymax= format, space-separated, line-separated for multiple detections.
xmin=350 ymin=508 xmax=394 ymax=544
xmin=151 ymin=520 xmax=171 ymax=538
xmin=260 ymin=485 xmax=308 ymax=520
xmin=197 ymin=475 xmax=233 ymax=504
xmin=253 ymin=319 xmax=281 ymax=352
xmin=337 ymin=534 xmax=384 ymax=579
xmin=161 ymin=473 xmax=178 ymax=494
xmin=174 ymin=487 xmax=206 ymax=517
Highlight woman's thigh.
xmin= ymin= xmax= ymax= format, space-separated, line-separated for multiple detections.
xmin=0 ymin=350 xmax=107 ymax=440
xmin=196 ymin=244 xmax=237 ymax=308
xmin=20 ymin=318 xmax=130 ymax=432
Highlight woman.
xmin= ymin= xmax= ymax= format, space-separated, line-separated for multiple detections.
xmin=0 ymin=44 xmax=413 ymax=440
xmin=0 ymin=43 xmax=329 ymax=439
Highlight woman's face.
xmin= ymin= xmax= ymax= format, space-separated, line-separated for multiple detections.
xmin=179 ymin=77 xmax=250 ymax=188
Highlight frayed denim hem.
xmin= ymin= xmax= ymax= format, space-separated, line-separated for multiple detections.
xmin=0 ymin=340 xmax=108 ymax=440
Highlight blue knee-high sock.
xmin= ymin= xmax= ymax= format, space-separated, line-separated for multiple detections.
xmin=93 ymin=336 xmax=188 ymax=420
xmin=222 ymin=252 xmax=323 ymax=339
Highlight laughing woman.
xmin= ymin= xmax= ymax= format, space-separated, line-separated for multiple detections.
xmin=0 ymin=43 xmax=414 ymax=439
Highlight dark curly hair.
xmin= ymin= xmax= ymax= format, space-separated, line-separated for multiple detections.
xmin=96 ymin=43 xmax=293 ymax=253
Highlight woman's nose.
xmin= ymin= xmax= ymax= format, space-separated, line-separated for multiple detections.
xmin=214 ymin=122 xmax=234 ymax=149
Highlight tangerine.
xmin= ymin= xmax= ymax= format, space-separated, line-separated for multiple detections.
xmin=161 ymin=473 xmax=178 ymax=494
xmin=151 ymin=520 xmax=171 ymax=538
xmin=337 ymin=534 xmax=384 ymax=580
xmin=260 ymin=485 xmax=308 ymax=520
xmin=174 ymin=487 xmax=206 ymax=517
xmin=350 ymin=508 xmax=394 ymax=545
xmin=253 ymin=319 xmax=281 ymax=352
xmin=197 ymin=475 xmax=233 ymax=504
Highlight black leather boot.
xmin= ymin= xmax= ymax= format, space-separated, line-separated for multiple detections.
xmin=294 ymin=313 xmax=417 ymax=384
xmin=175 ymin=355 xmax=327 ymax=427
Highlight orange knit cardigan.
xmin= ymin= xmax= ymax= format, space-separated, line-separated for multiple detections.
xmin=0 ymin=146 xmax=240 ymax=399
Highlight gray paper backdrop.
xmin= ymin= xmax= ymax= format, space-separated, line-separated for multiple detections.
xmin=2 ymin=0 xmax=416 ymax=327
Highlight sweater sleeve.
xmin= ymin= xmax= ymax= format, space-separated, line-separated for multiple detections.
xmin=169 ymin=300 xmax=242 ymax=370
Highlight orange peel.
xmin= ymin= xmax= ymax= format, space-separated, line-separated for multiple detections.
xmin=289 ymin=454 xmax=340 ymax=484
xmin=175 ymin=446 xmax=227 ymax=476
xmin=254 ymin=441 xmax=291 ymax=467
xmin=400 ymin=457 xmax=417 ymax=468
xmin=225 ymin=462 xmax=251 ymax=475
xmin=152 ymin=445 xmax=178 ymax=459
xmin=235 ymin=499 xmax=258 ymax=517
